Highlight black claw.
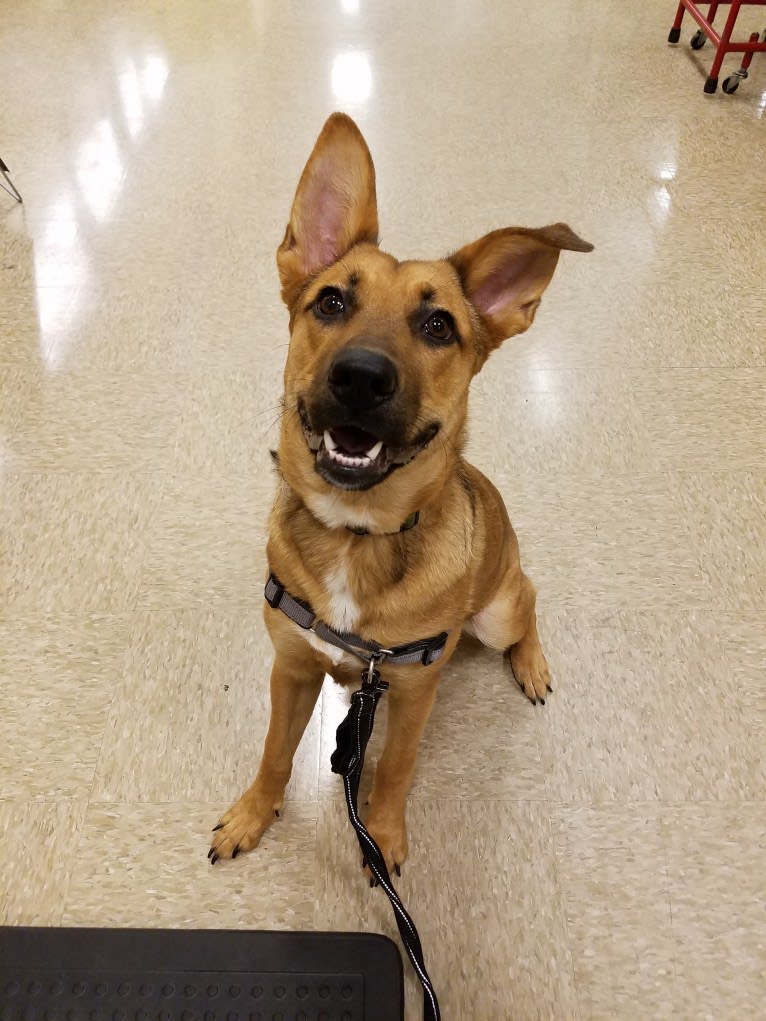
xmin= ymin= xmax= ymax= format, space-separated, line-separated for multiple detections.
xmin=232 ymin=844 xmax=240 ymax=859
xmin=369 ymin=877 xmax=375 ymax=888
xmin=212 ymin=823 xmax=223 ymax=832
xmin=361 ymin=857 xmax=367 ymax=869
xmin=210 ymin=852 xmax=219 ymax=865
xmin=274 ymin=809 xmax=280 ymax=818
xmin=547 ymin=684 xmax=553 ymax=693
xmin=539 ymin=698 xmax=546 ymax=706
xmin=394 ymin=864 xmax=401 ymax=877
xmin=207 ymin=847 xmax=215 ymax=859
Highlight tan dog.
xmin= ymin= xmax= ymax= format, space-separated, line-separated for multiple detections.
xmin=210 ymin=113 xmax=592 ymax=872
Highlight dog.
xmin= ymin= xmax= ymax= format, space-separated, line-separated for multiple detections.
xmin=209 ymin=113 xmax=592 ymax=872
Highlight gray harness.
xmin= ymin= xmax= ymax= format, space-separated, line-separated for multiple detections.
xmin=265 ymin=573 xmax=449 ymax=667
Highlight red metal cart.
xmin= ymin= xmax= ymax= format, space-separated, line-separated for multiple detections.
xmin=668 ymin=0 xmax=766 ymax=93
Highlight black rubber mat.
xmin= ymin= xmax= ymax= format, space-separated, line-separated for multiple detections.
xmin=0 ymin=927 xmax=403 ymax=1020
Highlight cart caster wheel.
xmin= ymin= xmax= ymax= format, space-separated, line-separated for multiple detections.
xmin=668 ymin=26 xmax=681 ymax=43
xmin=690 ymin=29 xmax=706 ymax=49
xmin=722 ymin=76 xmax=740 ymax=94
xmin=704 ymin=76 xmax=718 ymax=94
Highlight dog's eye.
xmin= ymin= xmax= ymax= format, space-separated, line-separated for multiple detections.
xmin=423 ymin=311 xmax=455 ymax=344
xmin=315 ymin=287 xmax=345 ymax=318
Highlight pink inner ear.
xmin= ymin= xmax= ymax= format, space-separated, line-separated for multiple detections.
xmin=471 ymin=250 xmax=540 ymax=316
xmin=300 ymin=159 xmax=350 ymax=274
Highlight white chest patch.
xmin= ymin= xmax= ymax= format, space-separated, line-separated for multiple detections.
xmin=305 ymin=631 xmax=347 ymax=666
xmin=323 ymin=560 xmax=361 ymax=632
xmin=288 ymin=554 xmax=361 ymax=669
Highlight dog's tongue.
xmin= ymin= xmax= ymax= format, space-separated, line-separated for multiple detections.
xmin=330 ymin=425 xmax=378 ymax=455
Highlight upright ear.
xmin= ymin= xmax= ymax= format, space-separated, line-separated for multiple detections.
xmin=277 ymin=113 xmax=379 ymax=307
xmin=450 ymin=223 xmax=593 ymax=352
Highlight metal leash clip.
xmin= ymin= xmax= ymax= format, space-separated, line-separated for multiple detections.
xmin=362 ymin=651 xmax=391 ymax=694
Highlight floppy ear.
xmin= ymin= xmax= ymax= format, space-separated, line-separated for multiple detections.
xmin=277 ymin=112 xmax=379 ymax=307
xmin=450 ymin=223 xmax=593 ymax=352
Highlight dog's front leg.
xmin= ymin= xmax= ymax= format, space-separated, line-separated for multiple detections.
xmin=365 ymin=670 xmax=441 ymax=874
xmin=209 ymin=652 xmax=323 ymax=862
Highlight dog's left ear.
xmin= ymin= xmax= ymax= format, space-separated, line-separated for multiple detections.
xmin=277 ymin=113 xmax=379 ymax=307
xmin=450 ymin=223 xmax=593 ymax=353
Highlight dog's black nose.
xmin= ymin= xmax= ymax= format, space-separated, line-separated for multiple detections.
xmin=328 ymin=347 xmax=398 ymax=410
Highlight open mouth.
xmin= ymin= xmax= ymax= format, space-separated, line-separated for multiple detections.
xmin=299 ymin=406 xmax=439 ymax=491
xmin=323 ymin=425 xmax=384 ymax=470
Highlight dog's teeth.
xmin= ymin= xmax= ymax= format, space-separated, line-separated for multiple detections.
xmin=328 ymin=448 xmax=371 ymax=468
xmin=365 ymin=440 xmax=383 ymax=460
xmin=324 ymin=430 xmax=337 ymax=452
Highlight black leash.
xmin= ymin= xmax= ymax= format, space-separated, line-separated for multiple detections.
xmin=265 ymin=574 xmax=443 ymax=1019
xmin=331 ymin=658 xmax=441 ymax=1021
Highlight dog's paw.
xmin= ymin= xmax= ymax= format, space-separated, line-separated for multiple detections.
xmin=508 ymin=642 xmax=553 ymax=705
xmin=364 ymin=809 xmax=408 ymax=879
xmin=208 ymin=788 xmax=282 ymax=864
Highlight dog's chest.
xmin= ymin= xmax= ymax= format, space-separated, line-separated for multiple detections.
xmin=298 ymin=559 xmax=361 ymax=669
xmin=322 ymin=560 xmax=361 ymax=632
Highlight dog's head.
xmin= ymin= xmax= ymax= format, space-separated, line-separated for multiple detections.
xmin=275 ymin=114 xmax=592 ymax=526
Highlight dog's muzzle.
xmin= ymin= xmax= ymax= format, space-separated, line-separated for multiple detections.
xmin=296 ymin=345 xmax=439 ymax=491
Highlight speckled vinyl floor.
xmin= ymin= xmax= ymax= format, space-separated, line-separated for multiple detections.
xmin=1 ymin=2 xmax=765 ymax=1019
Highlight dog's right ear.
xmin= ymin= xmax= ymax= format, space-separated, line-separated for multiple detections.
xmin=277 ymin=113 xmax=378 ymax=307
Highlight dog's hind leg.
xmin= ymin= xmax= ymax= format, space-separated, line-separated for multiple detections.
xmin=209 ymin=652 xmax=323 ymax=862
xmin=468 ymin=568 xmax=552 ymax=705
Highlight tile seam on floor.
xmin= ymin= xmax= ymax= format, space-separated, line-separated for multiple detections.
xmin=542 ymin=801 xmax=584 ymax=1021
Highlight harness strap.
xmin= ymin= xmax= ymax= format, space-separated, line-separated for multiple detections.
xmin=265 ymin=574 xmax=449 ymax=667
xmin=331 ymin=664 xmax=441 ymax=1021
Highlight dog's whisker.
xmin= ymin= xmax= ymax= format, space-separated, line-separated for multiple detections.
xmin=251 ymin=401 xmax=289 ymax=438
xmin=252 ymin=402 xmax=285 ymax=425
